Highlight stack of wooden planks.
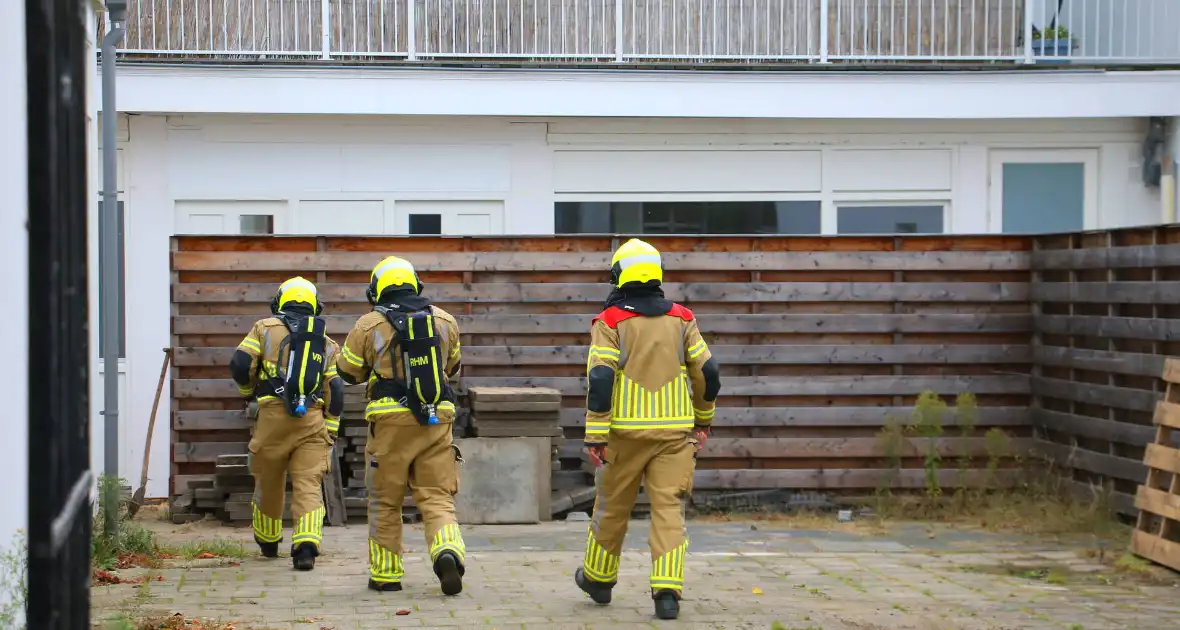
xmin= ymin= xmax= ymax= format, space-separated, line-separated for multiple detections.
xmin=173 ymin=451 xmax=347 ymax=527
xmin=338 ymin=416 xmax=428 ymax=524
xmin=215 ymin=454 xmax=256 ymax=523
xmin=468 ymin=387 xmax=563 ymax=462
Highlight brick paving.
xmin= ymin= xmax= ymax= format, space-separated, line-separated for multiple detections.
xmin=93 ymin=516 xmax=1180 ymax=630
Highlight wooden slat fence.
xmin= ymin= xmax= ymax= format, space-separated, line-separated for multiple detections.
xmin=1030 ymin=225 xmax=1180 ymax=517
xmin=171 ymin=234 xmax=1034 ymax=502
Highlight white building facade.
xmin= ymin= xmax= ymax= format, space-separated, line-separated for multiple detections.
xmin=98 ymin=0 xmax=1180 ymax=498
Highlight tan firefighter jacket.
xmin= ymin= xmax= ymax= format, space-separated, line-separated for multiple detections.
xmin=337 ymin=306 xmax=462 ymax=426
xmin=584 ymin=304 xmax=718 ymax=444
xmin=234 ymin=317 xmax=343 ymax=433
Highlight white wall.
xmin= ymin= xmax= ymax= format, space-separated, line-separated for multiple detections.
xmin=118 ymin=113 xmax=1162 ymax=497
xmin=107 ymin=65 xmax=1180 ymax=120
xmin=0 ymin=0 xmax=28 ymax=595
xmin=115 ymin=114 xmax=552 ymax=497
xmin=547 ymin=117 xmax=1160 ymax=233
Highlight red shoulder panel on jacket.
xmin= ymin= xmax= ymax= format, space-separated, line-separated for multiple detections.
xmin=592 ymin=306 xmax=642 ymax=329
xmin=668 ymin=304 xmax=695 ymax=321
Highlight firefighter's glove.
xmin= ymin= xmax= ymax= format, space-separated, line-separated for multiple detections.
xmin=693 ymin=425 xmax=711 ymax=452
xmin=584 ymin=443 xmax=607 ymax=468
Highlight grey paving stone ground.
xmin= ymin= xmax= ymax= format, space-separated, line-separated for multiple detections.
xmin=92 ymin=515 xmax=1180 ymax=630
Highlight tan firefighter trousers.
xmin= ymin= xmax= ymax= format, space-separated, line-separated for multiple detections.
xmin=248 ymin=404 xmax=334 ymax=551
xmin=365 ymin=418 xmax=464 ymax=585
xmin=583 ymin=434 xmax=697 ymax=594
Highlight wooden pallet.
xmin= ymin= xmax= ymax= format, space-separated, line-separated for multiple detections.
xmin=1131 ymin=358 xmax=1180 ymax=571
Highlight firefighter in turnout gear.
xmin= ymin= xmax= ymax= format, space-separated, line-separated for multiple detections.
xmin=574 ymin=238 xmax=721 ymax=620
xmin=228 ymin=276 xmax=345 ymax=571
xmin=336 ymin=255 xmax=467 ymax=595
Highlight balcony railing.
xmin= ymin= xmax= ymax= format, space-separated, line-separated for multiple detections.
xmin=106 ymin=0 xmax=1180 ymax=64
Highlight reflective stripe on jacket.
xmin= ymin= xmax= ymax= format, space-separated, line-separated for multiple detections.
xmin=584 ymin=304 xmax=715 ymax=439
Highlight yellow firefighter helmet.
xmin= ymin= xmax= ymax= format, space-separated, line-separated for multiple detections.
xmin=610 ymin=238 xmax=664 ymax=288
xmin=273 ymin=276 xmax=320 ymax=314
xmin=368 ymin=255 xmax=421 ymax=303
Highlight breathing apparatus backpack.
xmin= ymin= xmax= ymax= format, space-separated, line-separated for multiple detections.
xmin=265 ymin=314 xmax=329 ymax=418
xmin=370 ymin=305 xmax=453 ymax=426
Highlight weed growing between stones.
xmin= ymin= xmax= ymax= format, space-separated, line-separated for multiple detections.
xmin=92 ymin=475 xmax=244 ymax=574
xmin=953 ymin=392 xmax=978 ymax=508
xmin=984 ymin=426 xmax=1012 ymax=490
xmin=911 ymin=391 xmax=947 ymax=511
xmin=93 ymin=475 xmax=160 ymax=571
xmin=874 ymin=414 xmax=907 ymax=517
xmin=867 ymin=391 xmax=1128 ymax=545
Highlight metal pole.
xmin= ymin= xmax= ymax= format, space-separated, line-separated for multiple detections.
xmin=818 ymin=0 xmax=830 ymax=64
xmin=321 ymin=0 xmax=331 ymax=60
xmin=407 ymin=0 xmax=417 ymax=61
xmin=101 ymin=3 xmax=127 ymax=539
xmin=1022 ymin=0 xmax=1035 ymax=65
xmin=614 ymin=0 xmax=623 ymax=62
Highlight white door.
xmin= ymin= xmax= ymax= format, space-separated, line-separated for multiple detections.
xmin=988 ymin=149 xmax=1099 ymax=234
xmin=174 ymin=200 xmax=290 ymax=234
xmin=395 ymin=200 xmax=505 ymax=235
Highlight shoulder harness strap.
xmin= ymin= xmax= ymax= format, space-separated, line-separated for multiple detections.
xmin=264 ymin=314 xmax=328 ymax=417
xmin=372 ymin=305 xmax=454 ymax=425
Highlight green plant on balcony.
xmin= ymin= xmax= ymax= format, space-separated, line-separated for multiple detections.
xmin=1030 ymin=24 xmax=1077 ymax=59
xmin=1032 ymin=25 xmax=1072 ymax=40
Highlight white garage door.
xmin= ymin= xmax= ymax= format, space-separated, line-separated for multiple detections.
xmin=293 ymin=200 xmax=388 ymax=235
xmin=174 ymin=200 xmax=288 ymax=235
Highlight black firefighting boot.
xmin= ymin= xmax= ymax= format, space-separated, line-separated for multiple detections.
xmin=368 ymin=579 xmax=403 ymax=592
xmin=291 ymin=542 xmax=319 ymax=571
xmin=575 ymin=568 xmax=614 ymax=605
xmin=255 ymin=536 xmax=279 ymax=559
xmin=433 ymin=550 xmax=465 ymax=596
xmin=653 ymin=589 xmax=680 ymax=620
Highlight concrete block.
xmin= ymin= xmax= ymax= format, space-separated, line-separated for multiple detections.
xmin=454 ymin=437 xmax=551 ymax=524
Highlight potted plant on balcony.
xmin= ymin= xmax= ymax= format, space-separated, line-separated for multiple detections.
xmin=1031 ymin=26 xmax=1076 ymax=59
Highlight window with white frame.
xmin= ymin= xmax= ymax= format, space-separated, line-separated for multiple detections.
xmin=836 ymin=203 xmax=947 ymax=235
xmin=555 ymin=201 xmax=822 ymax=235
